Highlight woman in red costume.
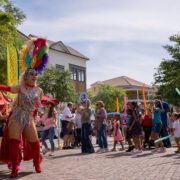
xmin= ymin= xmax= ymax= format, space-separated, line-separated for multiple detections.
xmin=0 ymin=37 xmax=49 ymax=178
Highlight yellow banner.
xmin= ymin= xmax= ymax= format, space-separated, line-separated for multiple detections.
xmin=116 ymin=96 xmax=120 ymax=113
xmin=7 ymin=45 xmax=18 ymax=98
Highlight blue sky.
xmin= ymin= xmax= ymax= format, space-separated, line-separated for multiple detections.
xmin=15 ymin=0 xmax=180 ymax=88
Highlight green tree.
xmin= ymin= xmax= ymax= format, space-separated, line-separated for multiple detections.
xmin=0 ymin=0 xmax=26 ymax=83
xmin=154 ymin=34 xmax=180 ymax=106
xmin=38 ymin=67 xmax=78 ymax=102
xmin=91 ymin=84 xmax=126 ymax=112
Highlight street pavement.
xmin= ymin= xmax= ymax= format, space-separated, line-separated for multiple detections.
xmin=0 ymin=138 xmax=180 ymax=180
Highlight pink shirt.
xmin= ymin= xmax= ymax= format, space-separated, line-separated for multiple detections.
xmin=40 ymin=113 xmax=56 ymax=131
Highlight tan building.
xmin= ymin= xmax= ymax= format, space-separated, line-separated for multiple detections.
xmin=88 ymin=76 xmax=154 ymax=102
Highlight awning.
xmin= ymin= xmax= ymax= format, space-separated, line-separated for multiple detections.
xmin=41 ymin=95 xmax=60 ymax=105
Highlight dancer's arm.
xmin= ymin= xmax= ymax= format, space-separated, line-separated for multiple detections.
xmin=0 ymin=84 xmax=20 ymax=94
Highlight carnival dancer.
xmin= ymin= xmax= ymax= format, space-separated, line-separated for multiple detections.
xmin=0 ymin=37 xmax=49 ymax=178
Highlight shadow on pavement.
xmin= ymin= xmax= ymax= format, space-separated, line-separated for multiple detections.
xmin=0 ymin=170 xmax=34 ymax=180
xmin=160 ymin=153 xmax=178 ymax=158
xmin=52 ymin=152 xmax=86 ymax=159
xmin=132 ymin=152 xmax=153 ymax=158
xmin=106 ymin=152 xmax=132 ymax=158
xmin=151 ymin=161 xmax=179 ymax=166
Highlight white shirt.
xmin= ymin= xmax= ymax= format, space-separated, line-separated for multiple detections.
xmin=173 ymin=120 xmax=180 ymax=137
xmin=62 ymin=106 xmax=72 ymax=121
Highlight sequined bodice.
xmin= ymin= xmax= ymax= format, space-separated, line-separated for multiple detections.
xmin=17 ymin=86 xmax=41 ymax=112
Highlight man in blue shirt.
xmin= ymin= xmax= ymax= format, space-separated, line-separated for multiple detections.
xmin=156 ymin=96 xmax=171 ymax=148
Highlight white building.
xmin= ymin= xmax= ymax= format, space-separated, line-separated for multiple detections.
xmin=27 ymin=34 xmax=89 ymax=92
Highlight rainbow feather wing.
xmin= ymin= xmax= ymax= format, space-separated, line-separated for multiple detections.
xmin=34 ymin=42 xmax=48 ymax=74
xmin=20 ymin=38 xmax=48 ymax=74
xmin=20 ymin=47 xmax=29 ymax=71
xmin=34 ymin=45 xmax=46 ymax=69
xmin=37 ymin=46 xmax=46 ymax=59
xmin=25 ymin=53 xmax=31 ymax=68
xmin=35 ymin=53 xmax=48 ymax=74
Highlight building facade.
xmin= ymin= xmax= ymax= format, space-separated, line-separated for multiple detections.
xmin=88 ymin=76 xmax=155 ymax=102
xmin=28 ymin=35 xmax=89 ymax=92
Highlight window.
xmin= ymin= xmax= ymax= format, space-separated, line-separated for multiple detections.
xmin=78 ymin=69 xmax=85 ymax=82
xmin=56 ymin=64 xmax=64 ymax=71
xmin=69 ymin=64 xmax=86 ymax=82
xmin=70 ymin=67 xmax=77 ymax=80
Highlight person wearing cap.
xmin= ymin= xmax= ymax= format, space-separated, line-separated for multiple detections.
xmin=39 ymin=101 xmax=57 ymax=156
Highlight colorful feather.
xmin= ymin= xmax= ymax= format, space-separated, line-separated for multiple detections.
xmin=35 ymin=53 xmax=48 ymax=74
xmin=25 ymin=53 xmax=31 ymax=69
xmin=34 ymin=57 xmax=42 ymax=69
xmin=20 ymin=37 xmax=49 ymax=75
xmin=37 ymin=46 xmax=46 ymax=59
xmin=30 ymin=55 xmax=37 ymax=68
xmin=20 ymin=47 xmax=28 ymax=70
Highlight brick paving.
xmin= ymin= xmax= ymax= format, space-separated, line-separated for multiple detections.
xmin=0 ymin=138 xmax=180 ymax=180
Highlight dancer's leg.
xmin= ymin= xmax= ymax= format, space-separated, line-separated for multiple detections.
xmin=8 ymin=120 xmax=22 ymax=178
xmin=23 ymin=121 xmax=42 ymax=173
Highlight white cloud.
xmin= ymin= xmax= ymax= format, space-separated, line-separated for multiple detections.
xmin=17 ymin=0 xmax=180 ymax=88
xmin=19 ymin=8 xmax=180 ymax=44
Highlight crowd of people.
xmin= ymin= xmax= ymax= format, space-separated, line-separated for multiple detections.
xmin=0 ymin=84 xmax=180 ymax=179
xmin=1 ymin=96 xmax=177 ymax=157
xmin=55 ymin=98 xmax=180 ymax=155
xmin=32 ymin=96 xmax=180 ymax=156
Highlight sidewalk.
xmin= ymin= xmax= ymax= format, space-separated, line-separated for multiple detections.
xmin=0 ymin=138 xmax=180 ymax=180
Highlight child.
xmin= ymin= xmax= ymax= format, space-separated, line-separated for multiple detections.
xmin=111 ymin=119 xmax=124 ymax=151
xmin=172 ymin=113 xmax=180 ymax=153
xmin=142 ymin=111 xmax=152 ymax=149
xmin=74 ymin=106 xmax=82 ymax=147
xmin=67 ymin=120 xmax=75 ymax=149
xmin=151 ymin=100 xmax=165 ymax=153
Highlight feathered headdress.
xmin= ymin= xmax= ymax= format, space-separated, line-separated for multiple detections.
xmin=20 ymin=37 xmax=49 ymax=75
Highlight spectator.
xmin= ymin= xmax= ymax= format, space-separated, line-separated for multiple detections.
xmin=151 ymin=100 xmax=166 ymax=153
xmin=111 ymin=119 xmax=124 ymax=151
xmin=65 ymin=120 xmax=75 ymax=149
xmin=95 ymin=101 xmax=108 ymax=153
xmin=156 ymin=96 xmax=171 ymax=147
xmin=125 ymin=108 xmax=135 ymax=152
xmin=129 ymin=102 xmax=142 ymax=153
xmin=142 ymin=110 xmax=153 ymax=149
xmin=39 ymin=101 xmax=57 ymax=156
xmin=0 ymin=110 xmax=6 ymax=152
xmin=81 ymin=100 xmax=94 ymax=154
xmin=74 ymin=105 xmax=82 ymax=147
xmin=172 ymin=113 xmax=180 ymax=154
xmin=61 ymin=102 xmax=74 ymax=149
